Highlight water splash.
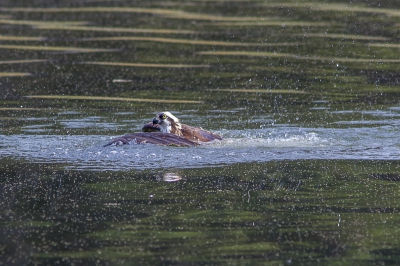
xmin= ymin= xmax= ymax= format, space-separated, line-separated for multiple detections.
xmin=1 ymin=126 xmax=399 ymax=171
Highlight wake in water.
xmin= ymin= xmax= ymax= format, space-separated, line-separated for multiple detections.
xmin=0 ymin=126 xmax=399 ymax=170
xmin=218 ymin=128 xmax=324 ymax=148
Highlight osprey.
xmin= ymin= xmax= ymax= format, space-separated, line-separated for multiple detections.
xmin=104 ymin=112 xmax=222 ymax=147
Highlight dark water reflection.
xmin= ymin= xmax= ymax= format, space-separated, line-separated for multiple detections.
xmin=1 ymin=0 xmax=400 ymax=265
xmin=2 ymin=160 xmax=400 ymax=265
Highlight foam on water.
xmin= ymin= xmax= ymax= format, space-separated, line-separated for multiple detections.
xmin=1 ymin=126 xmax=399 ymax=171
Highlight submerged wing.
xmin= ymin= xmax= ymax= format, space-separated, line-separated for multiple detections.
xmin=104 ymin=132 xmax=199 ymax=147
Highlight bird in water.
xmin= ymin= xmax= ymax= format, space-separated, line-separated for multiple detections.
xmin=104 ymin=112 xmax=222 ymax=147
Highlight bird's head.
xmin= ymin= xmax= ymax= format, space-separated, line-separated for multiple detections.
xmin=142 ymin=112 xmax=182 ymax=135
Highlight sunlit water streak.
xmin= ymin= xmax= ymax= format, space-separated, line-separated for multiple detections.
xmin=1 ymin=126 xmax=398 ymax=171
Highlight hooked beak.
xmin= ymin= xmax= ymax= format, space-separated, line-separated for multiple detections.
xmin=142 ymin=118 xmax=161 ymax=132
xmin=141 ymin=114 xmax=166 ymax=132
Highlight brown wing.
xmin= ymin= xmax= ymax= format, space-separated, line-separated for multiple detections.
xmin=142 ymin=122 xmax=160 ymax=132
xmin=180 ymin=124 xmax=222 ymax=142
xmin=104 ymin=132 xmax=199 ymax=147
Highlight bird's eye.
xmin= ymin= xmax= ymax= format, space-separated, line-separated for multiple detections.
xmin=160 ymin=114 xmax=167 ymax=119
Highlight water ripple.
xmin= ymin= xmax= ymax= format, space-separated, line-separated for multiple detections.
xmin=1 ymin=127 xmax=399 ymax=171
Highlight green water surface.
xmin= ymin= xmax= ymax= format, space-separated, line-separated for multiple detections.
xmin=1 ymin=0 xmax=400 ymax=265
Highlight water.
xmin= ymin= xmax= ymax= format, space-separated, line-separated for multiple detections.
xmin=2 ymin=106 xmax=400 ymax=170
xmin=1 ymin=0 xmax=400 ymax=265
xmin=1 ymin=126 xmax=399 ymax=171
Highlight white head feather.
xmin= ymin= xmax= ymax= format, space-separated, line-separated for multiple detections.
xmin=157 ymin=120 xmax=171 ymax=133
xmin=157 ymin=112 xmax=182 ymax=133
xmin=162 ymin=112 xmax=179 ymax=122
